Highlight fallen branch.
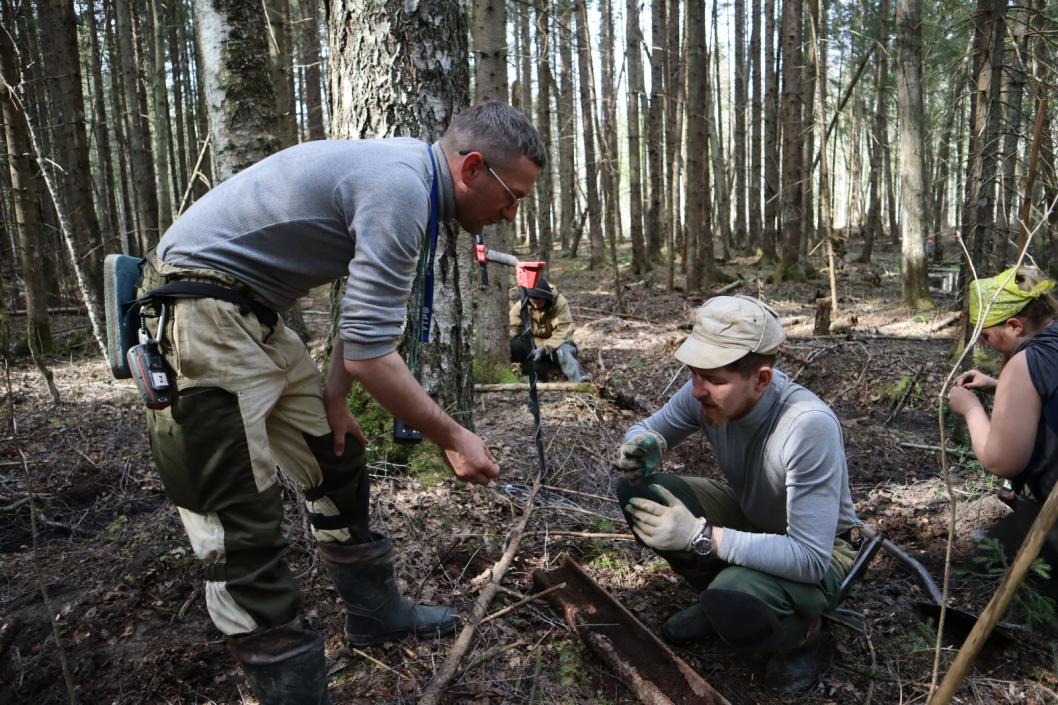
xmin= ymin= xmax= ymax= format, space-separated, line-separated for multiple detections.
xmin=572 ymin=305 xmax=651 ymax=322
xmin=929 ymin=312 xmax=961 ymax=332
xmin=418 ymin=473 xmax=544 ymax=705
xmin=474 ymin=382 xmax=594 ymax=392
xmin=524 ymin=531 xmax=635 ymax=541
xmin=482 ymin=582 xmax=567 ymax=624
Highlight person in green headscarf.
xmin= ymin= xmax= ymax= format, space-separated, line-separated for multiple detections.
xmin=949 ymin=265 xmax=1058 ymax=583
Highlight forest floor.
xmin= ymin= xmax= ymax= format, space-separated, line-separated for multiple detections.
xmin=2 ymin=235 xmax=1057 ymax=705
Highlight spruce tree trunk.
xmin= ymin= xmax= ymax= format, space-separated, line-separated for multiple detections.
xmin=749 ymin=0 xmax=763 ymax=250
xmin=646 ymin=0 xmax=667 ymax=263
xmin=734 ymin=0 xmax=748 ymax=248
xmin=471 ymin=0 xmax=513 ymax=380
xmin=36 ymin=0 xmax=106 ymax=301
xmin=711 ymin=0 xmax=732 ymax=255
xmin=104 ymin=0 xmax=135 ymax=251
xmin=994 ymin=3 xmax=1028 ymax=264
xmin=149 ymin=0 xmax=174 ymax=231
xmin=666 ymin=0 xmax=683 ymax=287
xmin=859 ymin=0 xmax=889 ymax=264
xmin=684 ymin=0 xmax=708 ymax=291
xmin=299 ymin=0 xmax=326 ymax=140
xmin=265 ymin=0 xmax=298 ymax=148
xmin=85 ymin=0 xmax=121 ymax=248
xmin=778 ymin=0 xmax=804 ymax=278
xmin=534 ymin=2 xmax=555 ymax=262
xmin=328 ymin=0 xmax=472 ymax=419
xmin=556 ymin=0 xmax=576 ymax=254
xmin=114 ymin=0 xmax=160 ymax=253
xmin=600 ymin=0 xmax=622 ymax=267
xmin=574 ymin=0 xmax=604 ymax=271
xmin=895 ymin=0 xmax=931 ymax=308
xmin=625 ymin=0 xmax=647 ymax=275
xmin=516 ymin=6 xmax=538 ymax=249
xmin=0 ymin=31 xmax=53 ymax=355
xmin=166 ymin=2 xmax=190 ymax=203
xmin=762 ymin=0 xmax=779 ymax=263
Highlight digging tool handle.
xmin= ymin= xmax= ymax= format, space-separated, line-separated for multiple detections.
xmin=860 ymin=524 xmax=945 ymax=606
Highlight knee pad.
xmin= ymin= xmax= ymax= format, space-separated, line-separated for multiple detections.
xmin=301 ymin=432 xmax=369 ymax=540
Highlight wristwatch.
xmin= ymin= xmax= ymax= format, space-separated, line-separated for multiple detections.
xmin=688 ymin=520 xmax=713 ymax=557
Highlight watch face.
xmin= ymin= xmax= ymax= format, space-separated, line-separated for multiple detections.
xmin=692 ymin=534 xmax=712 ymax=556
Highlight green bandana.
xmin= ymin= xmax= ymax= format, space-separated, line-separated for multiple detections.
xmin=968 ymin=267 xmax=1056 ymax=328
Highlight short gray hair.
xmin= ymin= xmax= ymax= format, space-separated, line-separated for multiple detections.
xmin=442 ymin=101 xmax=547 ymax=169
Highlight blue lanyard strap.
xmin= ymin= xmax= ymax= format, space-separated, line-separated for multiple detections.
xmin=420 ymin=148 xmax=440 ymax=344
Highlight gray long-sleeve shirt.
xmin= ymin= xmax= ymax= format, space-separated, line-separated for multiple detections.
xmin=625 ymin=369 xmax=858 ymax=583
xmin=157 ymin=138 xmax=454 ymax=361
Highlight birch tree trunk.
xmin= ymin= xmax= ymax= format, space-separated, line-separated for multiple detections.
xmin=194 ymin=0 xmax=281 ymax=181
xmin=328 ymin=0 xmax=472 ymax=419
xmin=895 ymin=0 xmax=931 ymax=308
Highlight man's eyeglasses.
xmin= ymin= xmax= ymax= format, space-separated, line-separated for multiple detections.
xmin=459 ymin=150 xmax=525 ymax=208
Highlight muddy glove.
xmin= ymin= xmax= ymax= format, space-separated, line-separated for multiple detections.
xmin=627 ymin=485 xmax=708 ymax=552
xmin=615 ymin=430 xmax=667 ymax=484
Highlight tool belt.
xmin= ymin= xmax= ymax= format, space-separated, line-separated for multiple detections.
xmin=104 ymin=255 xmax=278 ymax=380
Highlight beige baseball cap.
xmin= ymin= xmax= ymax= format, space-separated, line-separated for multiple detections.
xmin=675 ymin=295 xmax=786 ymax=370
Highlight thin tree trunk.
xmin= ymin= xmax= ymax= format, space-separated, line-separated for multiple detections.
xmin=666 ymin=0 xmax=683 ymax=287
xmin=685 ymin=0 xmax=709 ymax=291
xmin=625 ymin=0 xmax=647 ymax=275
xmin=574 ymin=0 xmax=604 ymax=271
xmin=149 ymin=0 xmax=174 ymax=231
xmin=711 ymin=0 xmax=732 ymax=254
xmin=646 ymin=0 xmax=667 ymax=263
xmin=762 ymin=0 xmax=779 ymax=263
xmin=600 ymin=0 xmax=622 ymax=270
xmin=993 ymin=2 xmax=1028 ymax=265
xmin=859 ymin=0 xmax=889 ymax=264
xmin=86 ymin=0 xmax=121 ymax=248
xmin=778 ymin=0 xmax=804 ymax=278
xmin=104 ymin=0 xmax=134 ymax=251
xmin=749 ymin=0 xmax=763 ymax=250
xmin=167 ymin=1 xmax=190 ymax=201
xmin=299 ymin=0 xmax=325 ymax=140
xmin=517 ymin=4 xmax=537 ymax=249
xmin=534 ymin=3 xmax=555 ymax=262
xmin=0 ymin=26 xmax=52 ymax=355
xmin=734 ymin=0 xmax=748 ymax=248
xmin=556 ymin=0 xmax=576 ymax=254
xmin=114 ymin=0 xmax=160 ymax=253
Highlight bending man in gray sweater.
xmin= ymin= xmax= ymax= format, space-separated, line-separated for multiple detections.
xmin=615 ymin=295 xmax=859 ymax=694
xmin=139 ymin=102 xmax=544 ymax=705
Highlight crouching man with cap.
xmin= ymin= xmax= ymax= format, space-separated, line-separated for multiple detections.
xmin=615 ymin=295 xmax=859 ymax=693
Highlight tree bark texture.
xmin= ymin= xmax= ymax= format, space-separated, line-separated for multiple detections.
xmin=299 ymin=0 xmax=326 ymax=140
xmin=625 ymin=0 xmax=647 ymax=275
xmin=574 ymin=0 xmax=604 ymax=270
xmin=264 ymin=0 xmax=298 ymax=148
xmin=149 ymin=0 xmax=175 ymax=231
xmin=646 ymin=0 xmax=667 ymax=262
xmin=684 ymin=0 xmax=709 ymax=291
xmin=195 ymin=0 xmax=281 ymax=182
xmin=327 ymin=0 xmax=473 ymax=420
xmin=534 ymin=2 xmax=555 ymax=261
xmin=860 ymin=0 xmax=889 ymax=264
xmin=762 ymin=0 xmax=779 ymax=263
xmin=734 ymin=0 xmax=748 ymax=248
xmin=895 ymin=0 xmax=931 ymax=308
xmin=556 ymin=0 xmax=576 ymax=254
xmin=779 ymin=0 xmax=804 ymax=276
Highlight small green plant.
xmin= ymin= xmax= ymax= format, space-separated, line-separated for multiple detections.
xmin=408 ymin=446 xmax=449 ymax=489
xmin=882 ymin=375 xmax=921 ymax=405
xmin=970 ymin=537 xmax=1056 ymax=627
xmin=556 ymin=640 xmax=590 ymax=690
xmin=591 ymin=517 xmax=616 ymax=533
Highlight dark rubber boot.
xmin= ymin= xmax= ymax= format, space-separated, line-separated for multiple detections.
xmin=226 ymin=619 xmax=332 ymax=705
xmin=554 ymin=343 xmax=592 ymax=382
xmin=319 ymin=536 xmax=459 ymax=647
xmin=660 ymin=603 xmax=716 ymax=644
xmin=764 ymin=617 xmax=823 ymax=694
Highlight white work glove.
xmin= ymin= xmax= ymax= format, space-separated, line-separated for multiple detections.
xmin=614 ymin=430 xmax=667 ymax=484
xmin=626 ymin=484 xmax=707 ymax=552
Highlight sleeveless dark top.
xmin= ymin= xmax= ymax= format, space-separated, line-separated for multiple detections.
xmin=1013 ymin=321 xmax=1058 ymax=501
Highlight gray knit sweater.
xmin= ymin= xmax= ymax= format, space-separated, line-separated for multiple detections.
xmin=157 ymin=138 xmax=454 ymax=361
xmin=624 ymin=369 xmax=858 ymax=583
